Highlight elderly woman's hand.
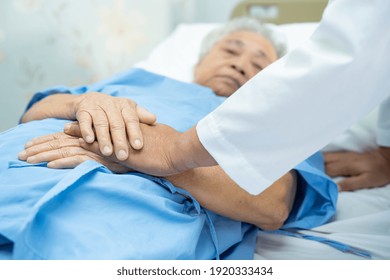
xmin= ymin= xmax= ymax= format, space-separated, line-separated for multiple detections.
xmin=22 ymin=92 xmax=156 ymax=161
xmin=65 ymin=121 xmax=186 ymax=176
xmin=17 ymin=131 xmax=131 ymax=173
xmin=71 ymin=92 xmax=156 ymax=160
xmin=20 ymin=121 xmax=203 ymax=178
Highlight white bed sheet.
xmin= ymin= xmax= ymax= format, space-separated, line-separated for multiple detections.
xmin=253 ymin=102 xmax=390 ymax=259
xmin=254 ymin=184 xmax=390 ymax=259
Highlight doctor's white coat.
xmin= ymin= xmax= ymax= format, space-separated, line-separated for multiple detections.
xmin=196 ymin=0 xmax=390 ymax=194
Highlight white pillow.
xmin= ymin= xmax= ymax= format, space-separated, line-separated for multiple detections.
xmin=135 ymin=23 xmax=221 ymax=83
xmin=136 ymin=22 xmax=319 ymax=82
xmin=136 ymin=22 xmax=378 ymax=153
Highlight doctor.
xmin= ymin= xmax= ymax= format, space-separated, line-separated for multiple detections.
xmin=71 ymin=0 xmax=390 ymax=194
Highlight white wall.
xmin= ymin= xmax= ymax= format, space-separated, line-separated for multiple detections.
xmin=183 ymin=0 xmax=242 ymax=23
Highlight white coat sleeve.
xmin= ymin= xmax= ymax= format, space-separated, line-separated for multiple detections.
xmin=377 ymin=97 xmax=390 ymax=147
xmin=196 ymin=0 xmax=390 ymax=195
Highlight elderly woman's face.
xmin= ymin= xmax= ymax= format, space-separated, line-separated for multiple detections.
xmin=194 ymin=30 xmax=278 ymax=97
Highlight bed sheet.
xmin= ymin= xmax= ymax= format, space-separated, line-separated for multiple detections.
xmin=254 ymin=183 xmax=390 ymax=259
xmin=253 ymin=100 xmax=389 ymax=259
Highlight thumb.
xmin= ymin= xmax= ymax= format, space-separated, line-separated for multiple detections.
xmin=64 ymin=122 xmax=83 ymax=138
xmin=137 ymin=106 xmax=156 ymax=124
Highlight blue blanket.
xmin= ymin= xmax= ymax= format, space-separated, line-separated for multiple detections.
xmin=0 ymin=68 xmax=337 ymax=259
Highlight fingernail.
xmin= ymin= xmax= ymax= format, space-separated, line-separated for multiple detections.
xmin=18 ymin=150 xmax=27 ymax=160
xmin=134 ymin=139 xmax=142 ymax=149
xmin=86 ymin=135 xmax=93 ymax=143
xmin=47 ymin=162 xmax=55 ymax=168
xmin=26 ymin=156 xmax=35 ymax=163
xmin=118 ymin=150 xmax=127 ymax=160
xmin=64 ymin=123 xmax=71 ymax=131
xmin=25 ymin=141 xmax=33 ymax=148
xmin=103 ymin=146 xmax=112 ymax=155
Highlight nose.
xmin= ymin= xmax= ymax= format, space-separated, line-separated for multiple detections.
xmin=231 ymin=64 xmax=246 ymax=76
xmin=230 ymin=55 xmax=250 ymax=77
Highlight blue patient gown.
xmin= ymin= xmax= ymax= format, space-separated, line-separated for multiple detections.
xmin=0 ymin=69 xmax=338 ymax=259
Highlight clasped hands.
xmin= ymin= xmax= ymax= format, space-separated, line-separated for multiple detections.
xmin=18 ymin=92 xmax=189 ymax=177
xmin=18 ymin=121 xmax=186 ymax=177
xmin=18 ymin=92 xmax=390 ymax=192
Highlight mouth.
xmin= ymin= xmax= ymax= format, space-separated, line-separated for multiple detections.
xmin=215 ymin=75 xmax=241 ymax=89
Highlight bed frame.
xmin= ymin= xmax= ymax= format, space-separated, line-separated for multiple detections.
xmin=231 ymin=0 xmax=328 ymax=24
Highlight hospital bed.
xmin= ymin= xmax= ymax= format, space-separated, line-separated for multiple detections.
xmin=137 ymin=0 xmax=390 ymax=260
xmin=1 ymin=0 xmax=389 ymax=260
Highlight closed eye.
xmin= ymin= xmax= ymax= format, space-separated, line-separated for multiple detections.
xmin=252 ymin=63 xmax=263 ymax=71
xmin=224 ymin=48 xmax=239 ymax=55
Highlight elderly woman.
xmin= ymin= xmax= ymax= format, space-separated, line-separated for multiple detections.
xmin=0 ymin=18 xmax=336 ymax=259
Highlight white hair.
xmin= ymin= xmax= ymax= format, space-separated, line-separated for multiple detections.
xmin=199 ymin=17 xmax=287 ymax=60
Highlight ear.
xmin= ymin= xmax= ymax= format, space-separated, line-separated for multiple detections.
xmin=193 ymin=60 xmax=202 ymax=81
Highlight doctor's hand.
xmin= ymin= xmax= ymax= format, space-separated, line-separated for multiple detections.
xmin=17 ymin=131 xmax=131 ymax=173
xmin=19 ymin=120 xmax=214 ymax=177
xmin=71 ymin=92 xmax=156 ymax=159
xmin=65 ymin=121 xmax=211 ymax=177
xmin=76 ymin=122 xmax=189 ymax=177
xmin=324 ymin=147 xmax=390 ymax=191
xmin=66 ymin=121 xmax=214 ymax=177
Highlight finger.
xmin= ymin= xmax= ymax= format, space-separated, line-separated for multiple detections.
xmin=323 ymin=152 xmax=350 ymax=163
xmin=137 ymin=106 xmax=156 ymax=124
xmin=47 ymin=155 xmax=91 ymax=169
xmin=102 ymin=103 xmax=128 ymax=160
xmin=325 ymin=160 xmax=361 ymax=177
xmin=48 ymin=154 xmax=132 ymax=173
xmin=26 ymin=146 xmax=86 ymax=164
xmin=89 ymin=110 xmax=113 ymax=156
xmin=79 ymin=138 xmax=121 ymax=164
xmin=78 ymin=138 xmax=104 ymax=157
xmin=24 ymin=137 xmax=79 ymax=157
xmin=24 ymin=132 xmax=64 ymax=149
xmin=324 ymin=152 xmax=362 ymax=177
xmin=64 ymin=122 xmax=82 ymax=137
xmin=76 ymin=110 xmax=95 ymax=143
xmin=19 ymin=136 xmax=79 ymax=160
xmin=122 ymin=105 xmax=143 ymax=150
xmin=338 ymin=174 xmax=372 ymax=192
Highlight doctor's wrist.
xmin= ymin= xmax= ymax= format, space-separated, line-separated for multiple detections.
xmin=171 ymin=127 xmax=217 ymax=173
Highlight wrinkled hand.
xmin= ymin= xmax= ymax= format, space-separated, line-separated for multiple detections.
xmin=18 ymin=131 xmax=131 ymax=173
xmin=18 ymin=120 xmax=192 ymax=177
xmin=72 ymin=92 xmax=156 ymax=159
xmin=324 ymin=147 xmax=390 ymax=191
xmin=70 ymin=122 xmax=185 ymax=177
